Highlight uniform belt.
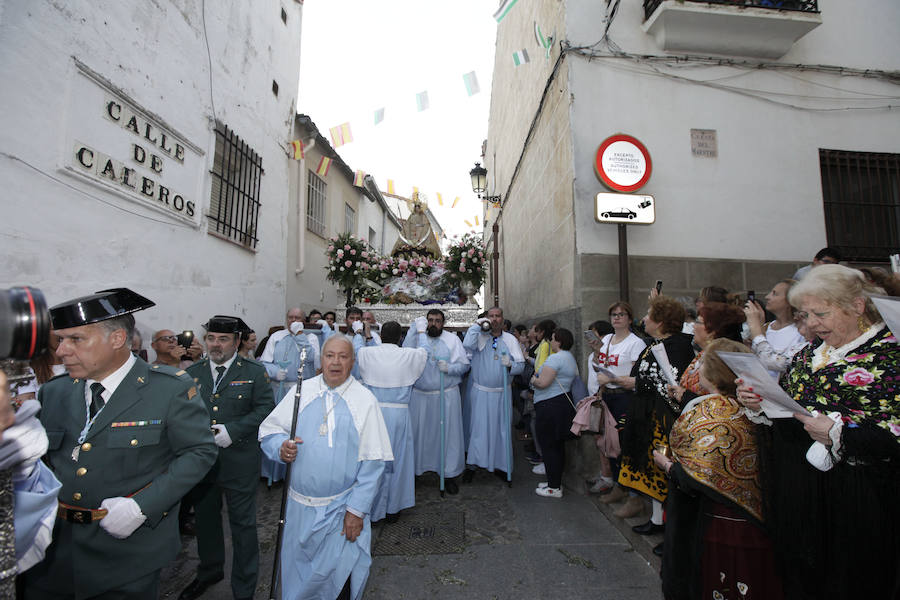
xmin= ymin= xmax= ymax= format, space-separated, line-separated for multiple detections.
xmin=473 ymin=383 xmax=503 ymax=393
xmin=288 ymin=484 xmax=356 ymax=507
xmin=378 ymin=402 xmax=408 ymax=409
xmin=57 ymin=502 xmax=108 ymax=524
xmin=415 ymin=385 xmax=459 ymax=396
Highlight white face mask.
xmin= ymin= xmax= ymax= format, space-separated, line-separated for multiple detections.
xmin=290 ymin=321 xmax=304 ymax=335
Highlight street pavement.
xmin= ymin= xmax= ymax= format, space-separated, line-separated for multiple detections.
xmin=160 ymin=439 xmax=664 ymax=599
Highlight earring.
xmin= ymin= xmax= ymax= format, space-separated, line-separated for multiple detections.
xmin=858 ymin=315 xmax=868 ymax=332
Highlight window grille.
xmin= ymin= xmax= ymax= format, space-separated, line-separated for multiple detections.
xmin=307 ymin=171 xmax=327 ymax=237
xmin=820 ymin=148 xmax=900 ymax=262
xmin=368 ymin=226 xmax=377 ymax=249
xmin=208 ymin=122 xmax=263 ymax=249
xmin=344 ymin=203 xmax=356 ymax=234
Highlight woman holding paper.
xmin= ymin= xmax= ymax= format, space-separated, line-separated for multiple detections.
xmin=611 ymin=296 xmax=695 ymax=520
xmin=736 ymin=264 xmax=900 ymax=600
xmin=744 ymin=280 xmax=808 ymax=377
xmin=655 ymin=338 xmax=783 ymax=600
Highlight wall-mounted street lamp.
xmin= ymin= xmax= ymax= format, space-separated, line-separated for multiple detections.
xmin=469 ymin=162 xmax=501 ymax=307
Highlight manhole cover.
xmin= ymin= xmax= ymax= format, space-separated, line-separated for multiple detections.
xmin=373 ymin=511 xmax=465 ymax=556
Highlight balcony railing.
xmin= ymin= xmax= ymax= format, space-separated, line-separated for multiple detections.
xmin=644 ymin=0 xmax=819 ymax=22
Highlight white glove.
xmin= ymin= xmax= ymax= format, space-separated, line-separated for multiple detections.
xmin=276 ymin=369 xmax=287 ymax=382
xmin=437 ymin=360 xmax=449 ymax=373
xmin=352 ymin=320 xmax=364 ymax=334
xmin=290 ymin=321 xmax=304 ymax=334
xmin=316 ymin=319 xmax=328 ymax=328
xmin=475 ymin=318 xmax=490 ymax=327
xmin=501 ymin=354 xmax=512 ymax=367
xmin=211 ymin=424 xmax=232 ymax=448
xmin=0 ymin=399 xmax=48 ymax=481
xmin=99 ymin=497 xmax=146 ymax=539
xmin=415 ymin=316 xmax=428 ymax=333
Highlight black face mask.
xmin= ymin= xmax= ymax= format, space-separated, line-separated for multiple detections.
xmin=426 ymin=325 xmax=442 ymax=338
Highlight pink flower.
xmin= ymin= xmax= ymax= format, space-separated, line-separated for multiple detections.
xmin=345 ymin=260 xmax=352 ymax=268
xmin=361 ymin=251 xmax=368 ymax=258
xmin=846 ymin=352 xmax=872 ymax=362
xmin=404 ymin=270 xmax=416 ymax=281
xmin=459 ymin=265 xmax=466 ymax=273
xmin=350 ymin=249 xmax=356 ymax=255
xmin=843 ymin=367 xmax=875 ymax=387
xmin=327 ymin=245 xmax=334 ymax=251
xmin=360 ymin=262 xmax=369 ymax=269
xmin=344 ymin=244 xmax=351 ymax=251
xmin=398 ymin=260 xmax=409 ymax=270
xmin=336 ymin=249 xmax=344 ymax=257
xmin=468 ymin=248 xmax=475 ymax=257
xmin=889 ymin=423 xmax=900 ymax=436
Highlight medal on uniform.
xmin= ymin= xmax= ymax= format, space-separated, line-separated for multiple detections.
xmin=71 ymin=446 xmax=80 ymax=461
xmin=319 ymin=422 xmax=328 ymax=436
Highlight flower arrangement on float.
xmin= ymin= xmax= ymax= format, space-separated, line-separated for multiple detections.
xmin=325 ymin=232 xmax=375 ymax=306
xmin=441 ymin=232 xmax=486 ymax=295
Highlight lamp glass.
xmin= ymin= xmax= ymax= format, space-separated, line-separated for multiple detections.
xmin=469 ymin=163 xmax=487 ymax=194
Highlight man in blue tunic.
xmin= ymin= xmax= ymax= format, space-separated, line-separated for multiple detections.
xmin=355 ymin=321 xmax=427 ymax=522
xmin=403 ymin=310 xmax=470 ymax=494
xmin=259 ymin=308 xmax=320 ymax=402
xmin=462 ymin=306 xmax=525 ymax=482
xmin=259 ymin=336 xmax=392 ymax=600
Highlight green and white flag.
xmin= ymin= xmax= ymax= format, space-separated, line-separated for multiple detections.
xmin=462 ymin=71 xmax=480 ymax=96
xmin=512 ymin=48 xmax=530 ymax=66
xmin=493 ymin=0 xmax=520 ymax=23
xmin=374 ymin=107 xmax=385 ymax=125
xmin=416 ymin=91 xmax=429 ymax=112
xmin=534 ymin=21 xmax=552 ymax=58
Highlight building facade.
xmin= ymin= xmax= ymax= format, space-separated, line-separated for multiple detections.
xmin=0 ymin=0 xmax=306 ymax=343
xmin=485 ymin=0 xmax=900 ymax=336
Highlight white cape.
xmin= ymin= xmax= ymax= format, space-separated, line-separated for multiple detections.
xmin=357 ymin=344 xmax=428 ymax=388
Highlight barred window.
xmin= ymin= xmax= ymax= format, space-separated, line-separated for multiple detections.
xmin=368 ymin=226 xmax=377 ymax=249
xmin=307 ymin=171 xmax=327 ymax=237
xmin=820 ymin=149 xmax=900 ymax=262
xmin=208 ymin=122 xmax=263 ymax=249
xmin=344 ymin=203 xmax=356 ymax=234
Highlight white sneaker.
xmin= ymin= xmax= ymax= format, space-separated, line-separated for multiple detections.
xmin=537 ymin=481 xmax=549 ymax=489
xmin=531 ymin=463 xmax=546 ymax=475
xmin=535 ymin=486 xmax=563 ymax=498
xmin=589 ymin=478 xmax=614 ymax=494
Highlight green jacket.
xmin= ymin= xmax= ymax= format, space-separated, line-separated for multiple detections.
xmin=33 ymin=359 xmax=218 ymax=598
xmin=186 ymin=355 xmax=274 ymax=486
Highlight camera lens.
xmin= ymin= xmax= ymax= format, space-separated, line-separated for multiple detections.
xmin=0 ymin=286 xmax=51 ymax=360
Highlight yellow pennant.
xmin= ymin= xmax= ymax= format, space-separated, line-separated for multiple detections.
xmin=451 ymin=197 xmax=460 ymax=208
xmin=437 ymin=193 xmax=443 ymax=206
xmin=387 ymin=179 xmax=395 ymax=195
xmin=464 ymin=219 xmax=473 ymax=227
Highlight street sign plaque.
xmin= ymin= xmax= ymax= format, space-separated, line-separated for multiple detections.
xmin=595 ymin=192 xmax=655 ymax=225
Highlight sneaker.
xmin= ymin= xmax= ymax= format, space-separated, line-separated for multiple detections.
xmin=535 ymin=486 xmax=563 ymax=498
xmin=531 ymin=463 xmax=546 ymax=475
xmin=589 ymin=478 xmax=614 ymax=494
xmin=525 ymin=452 xmax=543 ymax=464
xmin=537 ymin=481 xmax=549 ymax=489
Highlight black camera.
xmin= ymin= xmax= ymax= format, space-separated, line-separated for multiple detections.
xmin=0 ymin=286 xmax=50 ymax=361
xmin=176 ymin=330 xmax=194 ymax=349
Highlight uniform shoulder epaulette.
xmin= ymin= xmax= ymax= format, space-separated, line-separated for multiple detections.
xmin=240 ymin=356 xmax=263 ymax=367
xmin=47 ymin=372 xmax=70 ymax=383
xmin=149 ymin=363 xmax=192 ymax=380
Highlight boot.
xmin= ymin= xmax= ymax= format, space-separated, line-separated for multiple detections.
xmin=599 ymin=485 xmax=627 ymax=504
xmin=614 ymin=495 xmax=645 ymax=519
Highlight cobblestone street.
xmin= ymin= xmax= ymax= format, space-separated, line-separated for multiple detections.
xmin=160 ymin=439 xmax=663 ymax=600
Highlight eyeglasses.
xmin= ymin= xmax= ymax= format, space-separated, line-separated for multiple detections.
xmin=797 ymin=310 xmax=831 ymax=322
xmin=153 ymin=335 xmax=177 ymax=343
xmin=610 ymin=312 xmax=629 ymax=318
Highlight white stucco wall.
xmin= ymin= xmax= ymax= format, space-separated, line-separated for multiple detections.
xmin=0 ymin=0 xmax=303 ymax=343
xmin=566 ymin=0 xmax=900 ymax=262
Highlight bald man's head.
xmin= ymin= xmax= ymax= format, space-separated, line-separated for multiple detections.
xmin=321 ymin=336 xmax=354 ymax=387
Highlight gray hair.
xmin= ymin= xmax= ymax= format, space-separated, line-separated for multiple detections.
xmin=98 ymin=314 xmax=136 ymax=342
xmin=788 ymin=264 xmax=883 ymax=324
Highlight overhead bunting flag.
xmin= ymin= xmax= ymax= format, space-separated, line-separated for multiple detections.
xmin=513 ymin=48 xmax=530 ymax=66
xmin=416 ymin=91 xmax=429 ymax=112
xmin=329 ymin=122 xmax=353 ymax=148
xmin=374 ymin=107 xmax=385 ymax=125
xmin=475 ymin=215 xmax=480 ymax=226
xmin=464 ymin=219 xmax=473 ymax=228
xmin=353 ymin=170 xmax=366 ymax=187
xmin=387 ymin=179 xmax=395 ymax=195
xmin=534 ymin=22 xmax=552 ymax=57
xmin=437 ymin=193 xmax=443 ymax=206
xmin=462 ymin=71 xmax=480 ymax=96
xmin=289 ymin=140 xmax=304 ymax=160
xmin=451 ymin=197 xmax=460 ymax=208
xmin=315 ymin=156 xmax=332 ymax=177
xmin=493 ymin=0 xmax=520 ymax=22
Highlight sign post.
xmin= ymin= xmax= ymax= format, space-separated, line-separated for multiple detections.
xmin=594 ymin=134 xmax=653 ymax=302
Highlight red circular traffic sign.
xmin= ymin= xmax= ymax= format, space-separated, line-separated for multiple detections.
xmin=594 ymin=134 xmax=652 ymax=193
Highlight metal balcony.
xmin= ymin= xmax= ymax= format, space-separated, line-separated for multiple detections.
xmin=642 ymin=0 xmax=822 ymax=59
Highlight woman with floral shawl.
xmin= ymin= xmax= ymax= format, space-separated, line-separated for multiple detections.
xmin=737 ymin=264 xmax=900 ymax=600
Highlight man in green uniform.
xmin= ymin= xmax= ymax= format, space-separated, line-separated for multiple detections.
xmin=179 ymin=316 xmax=274 ymax=600
xmin=24 ymin=288 xmax=218 ymax=599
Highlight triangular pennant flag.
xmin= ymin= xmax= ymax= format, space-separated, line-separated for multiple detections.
xmin=513 ymin=49 xmax=530 ymax=66
xmin=475 ymin=215 xmax=480 ymax=226
xmin=416 ymin=91 xmax=429 ymax=112
xmin=315 ymin=156 xmax=332 ymax=177
xmin=353 ymin=170 xmax=366 ymax=187
xmin=534 ymin=22 xmax=553 ymax=58
xmin=462 ymin=71 xmax=480 ymax=96
xmin=289 ymin=140 xmax=304 ymax=160
xmin=451 ymin=197 xmax=459 ymax=208
xmin=493 ymin=0 xmax=520 ymax=23
xmin=437 ymin=193 xmax=443 ymax=206
xmin=374 ymin=107 xmax=385 ymax=125
xmin=387 ymin=179 xmax=395 ymax=195
xmin=413 ymin=186 xmax=419 ymax=197
xmin=329 ymin=122 xmax=353 ymax=148
xmin=464 ymin=219 xmax=473 ymax=228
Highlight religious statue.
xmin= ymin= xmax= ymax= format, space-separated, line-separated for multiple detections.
xmin=391 ymin=192 xmax=442 ymax=258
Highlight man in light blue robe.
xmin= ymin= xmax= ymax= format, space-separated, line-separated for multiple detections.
xmin=259 ymin=313 xmax=320 ymax=485
xmin=258 ymin=336 xmax=392 ymax=600
xmin=355 ymin=321 xmax=427 ymax=521
xmin=462 ymin=306 xmax=525 ymax=480
xmin=318 ymin=306 xmax=378 ymax=380
xmin=403 ymin=311 xmax=470 ymax=495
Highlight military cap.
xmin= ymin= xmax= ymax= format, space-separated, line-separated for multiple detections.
xmin=203 ymin=315 xmax=242 ymax=334
xmin=49 ymin=288 xmax=154 ymax=329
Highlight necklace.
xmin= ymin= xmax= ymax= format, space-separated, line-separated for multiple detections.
xmin=318 ymin=378 xmax=353 ymax=436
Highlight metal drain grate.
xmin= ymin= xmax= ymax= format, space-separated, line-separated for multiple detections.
xmin=373 ymin=511 xmax=465 ymax=556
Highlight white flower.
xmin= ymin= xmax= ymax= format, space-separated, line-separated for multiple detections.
xmin=353 ymin=270 xmax=358 ymax=275
xmin=340 ymin=267 xmax=345 ymax=271
xmin=737 ymin=582 xmax=748 ymax=596
xmin=330 ymin=266 xmax=336 ymax=271
xmin=713 ymin=592 xmax=724 ymax=600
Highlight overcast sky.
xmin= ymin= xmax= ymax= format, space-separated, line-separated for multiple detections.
xmin=298 ymin=0 xmax=498 ymax=241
